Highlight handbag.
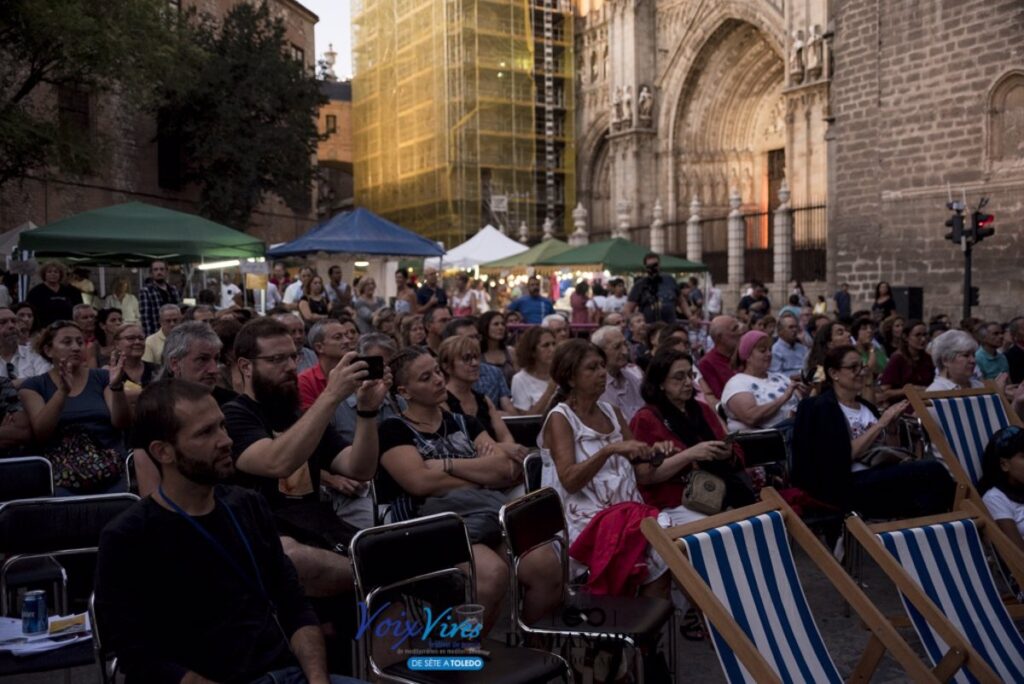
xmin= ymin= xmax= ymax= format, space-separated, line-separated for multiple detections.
xmin=682 ymin=470 xmax=727 ymax=515
xmin=859 ymin=445 xmax=914 ymax=469
xmin=417 ymin=488 xmax=507 ymax=547
xmin=45 ymin=425 xmax=123 ymax=491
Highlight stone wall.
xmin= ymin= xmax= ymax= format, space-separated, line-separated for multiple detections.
xmin=831 ymin=0 xmax=1024 ymax=321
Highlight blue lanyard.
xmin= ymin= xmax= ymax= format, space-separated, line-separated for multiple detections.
xmin=157 ymin=486 xmax=268 ymax=602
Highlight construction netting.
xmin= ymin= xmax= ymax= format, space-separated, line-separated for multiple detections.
xmin=352 ymin=0 xmax=575 ymax=250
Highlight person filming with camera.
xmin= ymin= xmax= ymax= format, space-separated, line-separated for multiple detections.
xmin=625 ymin=253 xmax=680 ymax=324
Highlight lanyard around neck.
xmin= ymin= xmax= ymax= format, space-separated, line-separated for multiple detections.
xmin=157 ymin=486 xmax=268 ymax=602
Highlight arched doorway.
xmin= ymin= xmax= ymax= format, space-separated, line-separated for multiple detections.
xmin=671 ymin=19 xmax=785 ymax=280
xmin=588 ymin=134 xmax=612 ymax=237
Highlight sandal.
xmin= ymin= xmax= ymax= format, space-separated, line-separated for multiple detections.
xmin=680 ymin=607 xmax=707 ymax=641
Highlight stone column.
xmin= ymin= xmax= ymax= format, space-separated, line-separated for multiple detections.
xmin=727 ymin=188 xmax=745 ymax=289
xmin=613 ymin=199 xmax=630 ymax=239
xmin=570 ymin=203 xmax=589 ymax=246
xmin=686 ymin=195 xmax=702 ymax=264
xmin=773 ymin=179 xmax=793 ymax=305
xmin=649 ymin=198 xmax=665 ymax=254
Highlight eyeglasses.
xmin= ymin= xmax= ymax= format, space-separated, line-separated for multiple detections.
xmin=840 ymin=363 xmax=865 ymax=373
xmin=459 ymin=353 xmax=480 ymax=364
xmin=118 ymin=334 xmax=145 ymax=342
xmin=253 ymin=352 xmax=299 ymax=365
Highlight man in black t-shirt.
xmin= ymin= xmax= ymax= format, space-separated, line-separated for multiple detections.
xmin=224 ymin=318 xmax=389 ymax=595
xmin=96 ymin=380 xmax=360 ymax=684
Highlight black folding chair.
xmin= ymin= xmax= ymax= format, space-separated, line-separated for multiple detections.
xmin=500 ymin=488 xmax=675 ymax=684
xmin=502 ymin=414 xmax=544 ymax=450
xmin=522 ymin=451 xmax=543 ymax=493
xmin=0 ymin=494 xmax=139 ymax=616
xmin=0 ymin=456 xmax=53 ymax=502
xmin=349 ymin=512 xmax=569 ymax=683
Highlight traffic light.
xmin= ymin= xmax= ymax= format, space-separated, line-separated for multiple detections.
xmin=972 ymin=211 xmax=995 ymax=242
xmin=969 ymin=286 xmax=980 ymax=306
xmin=945 ymin=212 xmax=964 ymax=244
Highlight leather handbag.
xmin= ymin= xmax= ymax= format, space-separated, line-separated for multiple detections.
xmin=682 ymin=470 xmax=727 ymax=515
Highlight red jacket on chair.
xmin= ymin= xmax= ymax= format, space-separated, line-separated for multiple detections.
xmin=569 ymin=501 xmax=660 ymax=596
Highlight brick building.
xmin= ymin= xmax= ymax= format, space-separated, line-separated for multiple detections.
xmin=316 ymin=76 xmax=355 ymax=219
xmin=0 ymin=0 xmax=320 ymax=247
xmin=575 ymin=0 xmax=1024 ymax=319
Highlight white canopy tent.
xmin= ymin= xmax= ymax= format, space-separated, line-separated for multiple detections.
xmin=424 ymin=225 xmax=528 ymax=270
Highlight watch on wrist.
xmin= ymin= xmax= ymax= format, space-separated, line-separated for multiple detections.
xmin=356 ymin=408 xmax=379 ymax=418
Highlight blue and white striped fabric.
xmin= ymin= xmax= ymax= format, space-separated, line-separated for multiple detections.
xmin=930 ymin=393 xmax=1010 ymax=485
xmin=878 ymin=519 xmax=1024 ymax=684
xmin=682 ymin=510 xmax=842 ymax=683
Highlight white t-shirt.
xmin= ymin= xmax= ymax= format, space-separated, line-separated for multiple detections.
xmin=265 ymin=282 xmax=282 ymax=311
xmin=926 ymin=375 xmax=984 ymax=392
xmin=720 ymin=371 xmax=799 ymax=432
xmin=283 ymin=280 xmax=304 ymax=304
xmin=510 ymin=370 xmax=550 ymax=412
xmin=982 ymin=487 xmax=1024 ymax=539
xmin=602 ymin=294 xmax=627 ymax=313
xmin=840 ymin=401 xmax=878 ymax=472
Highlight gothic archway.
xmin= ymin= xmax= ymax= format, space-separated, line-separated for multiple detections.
xmin=672 ymin=19 xmax=785 ymax=216
xmin=588 ymin=134 xmax=612 ymax=236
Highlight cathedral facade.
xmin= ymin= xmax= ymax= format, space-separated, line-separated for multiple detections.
xmin=575 ymin=0 xmax=1024 ymax=319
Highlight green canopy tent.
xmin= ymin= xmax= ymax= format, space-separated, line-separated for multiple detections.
xmin=479 ymin=238 xmax=572 ymax=273
xmin=533 ymin=237 xmax=705 ymax=274
xmin=19 ymin=202 xmax=266 ymax=265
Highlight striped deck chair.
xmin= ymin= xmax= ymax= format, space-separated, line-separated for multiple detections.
xmin=848 ymin=501 xmax=1024 ymax=684
xmin=907 ymin=384 xmax=1022 ymax=506
xmin=642 ymin=487 xmax=942 ymax=684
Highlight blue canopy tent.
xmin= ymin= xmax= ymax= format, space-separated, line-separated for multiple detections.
xmin=268 ymin=208 xmax=444 ymax=258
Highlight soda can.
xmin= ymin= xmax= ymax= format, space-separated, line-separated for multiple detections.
xmin=21 ymin=590 xmax=48 ymax=635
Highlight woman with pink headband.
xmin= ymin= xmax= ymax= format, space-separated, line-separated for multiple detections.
xmin=720 ymin=330 xmax=809 ymax=432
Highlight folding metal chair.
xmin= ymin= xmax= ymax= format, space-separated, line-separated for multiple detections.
xmin=500 ymin=487 xmax=674 ymax=684
xmin=349 ymin=512 xmax=569 ymax=684
xmin=847 ymin=499 xmax=1024 ymax=683
xmin=502 ymin=414 xmax=544 ymax=450
xmin=906 ymin=383 xmax=1022 ymax=508
xmin=0 ymin=456 xmax=53 ymax=502
xmin=0 ymin=494 xmax=139 ymax=616
xmin=642 ymin=487 xmax=943 ymax=684
xmin=521 ymin=451 xmax=543 ymax=493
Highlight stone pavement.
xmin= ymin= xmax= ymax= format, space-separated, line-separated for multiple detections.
xmin=2 ymin=544 xmax=932 ymax=683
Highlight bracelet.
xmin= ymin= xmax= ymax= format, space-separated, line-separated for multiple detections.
xmin=356 ymin=408 xmax=379 ymax=418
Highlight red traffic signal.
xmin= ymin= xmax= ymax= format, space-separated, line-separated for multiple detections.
xmin=973 ymin=212 xmax=995 ymax=241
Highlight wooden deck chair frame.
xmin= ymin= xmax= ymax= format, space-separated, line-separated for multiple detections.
xmin=906 ymin=383 xmax=1023 ymax=509
xmin=846 ymin=499 xmax=1024 ymax=684
xmin=641 ymin=487 xmax=945 ymax=684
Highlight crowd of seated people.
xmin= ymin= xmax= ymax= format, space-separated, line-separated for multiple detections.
xmin=6 ymin=259 xmax=1024 ymax=683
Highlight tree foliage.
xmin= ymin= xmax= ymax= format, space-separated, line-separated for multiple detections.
xmin=0 ymin=0 xmax=183 ymax=185
xmin=160 ymin=2 xmax=327 ymax=229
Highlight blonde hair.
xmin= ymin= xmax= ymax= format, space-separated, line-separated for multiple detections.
xmin=438 ymin=335 xmax=480 ymax=373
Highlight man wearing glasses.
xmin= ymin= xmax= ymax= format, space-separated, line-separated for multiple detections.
xmin=222 ymin=318 xmax=389 ymax=598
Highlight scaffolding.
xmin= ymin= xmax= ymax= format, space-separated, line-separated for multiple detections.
xmin=352 ymin=0 xmax=575 ymax=249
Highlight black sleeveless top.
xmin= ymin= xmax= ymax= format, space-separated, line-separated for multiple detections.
xmin=446 ymin=389 xmax=496 ymax=440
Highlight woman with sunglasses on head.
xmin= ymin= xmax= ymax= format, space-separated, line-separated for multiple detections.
xmin=630 ymin=348 xmax=752 ymax=516
xmin=93 ymin=308 xmax=123 ymax=368
xmin=19 ymin=321 xmax=131 ymax=495
xmin=439 ymin=335 xmax=519 ymax=449
xmin=791 ymin=345 xmax=954 ymax=517
xmin=378 ymin=346 xmax=560 ymax=631
xmin=979 ymin=426 xmax=1024 ymax=552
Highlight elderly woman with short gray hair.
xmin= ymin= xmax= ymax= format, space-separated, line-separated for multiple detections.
xmin=927 ymin=329 xmax=984 ymax=391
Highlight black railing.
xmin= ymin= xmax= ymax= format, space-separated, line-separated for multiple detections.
xmin=583 ymin=203 xmax=827 ymax=282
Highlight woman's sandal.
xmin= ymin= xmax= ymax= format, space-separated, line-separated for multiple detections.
xmin=680 ymin=607 xmax=707 ymax=641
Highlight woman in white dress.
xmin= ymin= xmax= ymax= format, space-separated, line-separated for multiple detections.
xmin=541 ymin=339 xmax=703 ymax=598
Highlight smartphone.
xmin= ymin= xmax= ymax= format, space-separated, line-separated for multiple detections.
xmin=355 ymin=355 xmax=384 ymax=380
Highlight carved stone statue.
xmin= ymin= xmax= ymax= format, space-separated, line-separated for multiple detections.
xmin=741 ymin=167 xmax=754 ymax=204
xmin=806 ymin=24 xmax=823 ymax=77
xmin=542 ymin=216 xmax=555 ymax=240
xmin=612 ymin=86 xmax=624 ymax=125
xmin=637 ymin=85 xmax=654 ymax=124
xmin=622 ymin=85 xmax=634 ymax=127
xmin=790 ymin=30 xmax=805 ymax=85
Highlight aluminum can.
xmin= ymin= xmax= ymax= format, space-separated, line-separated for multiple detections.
xmin=21 ymin=590 xmax=48 ymax=635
